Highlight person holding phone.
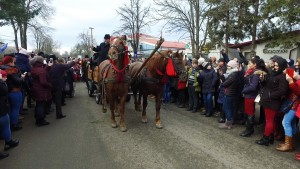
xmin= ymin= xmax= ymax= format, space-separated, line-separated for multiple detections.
xmin=0 ymin=55 xmax=24 ymax=131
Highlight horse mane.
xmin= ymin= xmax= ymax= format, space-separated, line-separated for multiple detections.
xmin=146 ymin=50 xmax=171 ymax=73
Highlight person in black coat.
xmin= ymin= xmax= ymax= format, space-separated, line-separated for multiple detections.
xmin=91 ymin=34 xmax=111 ymax=65
xmin=256 ymin=56 xmax=289 ymax=146
xmin=0 ymin=70 xmax=19 ymax=159
xmin=49 ymin=56 xmax=77 ymax=119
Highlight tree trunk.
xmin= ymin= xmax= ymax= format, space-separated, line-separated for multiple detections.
xmin=10 ymin=20 xmax=19 ymax=51
xmin=251 ymin=0 xmax=259 ymax=57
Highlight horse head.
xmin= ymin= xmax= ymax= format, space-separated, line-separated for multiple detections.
xmin=108 ymin=37 xmax=126 ymax=62
xmin=169 ymin=51 xmax=188 ymax=81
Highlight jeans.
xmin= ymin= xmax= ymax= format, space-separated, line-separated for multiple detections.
xmin=8 ymin=91 xmax=23 ymax=125
xmin=0 ymin=114 xmax=11 ymax=142
xmin=223 ymin=95 xmax=233 ymax=121
xmin=163 ymin=83 xmax=170 ymax=103
xmin=282 ymin=110 xmax=297 ymax=137
xmin=188 ymin=85 xmax=199 ymax=111
xmin=203 ymin=93 xmax=213 ymax=115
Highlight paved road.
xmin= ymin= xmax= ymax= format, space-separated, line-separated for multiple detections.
xmin=0 ymin=82 xmax=299 ymax=169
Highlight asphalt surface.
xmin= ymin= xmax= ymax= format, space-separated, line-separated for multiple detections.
xmin=0 ymin=82 xmax=299 ymax=169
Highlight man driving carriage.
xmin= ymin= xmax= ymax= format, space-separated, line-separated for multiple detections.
xmin=91 ymin=34 xmax=111 ymax=66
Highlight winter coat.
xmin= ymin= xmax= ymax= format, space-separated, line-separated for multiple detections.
xmin=93 ymin=42 xmax=110 ymax=64
xmin=49 ymin=61 xmax=75 ymax=90
xmin=30 ymin=62 xmax=52 ymax=101
xmin=222 ymin=71 xmax=240 ymax=97
xmin=0 ymin=79 xmax=9 ymax=117
xmin=187 ymin=68 xmax=201 ymax=92
xmin=287 ymin=80 xmax=300 ymax=111
xmin=242 ymin=69 xmax=262 ymax=99
xmin=0 ymin=65 xmax=23 ymax=92
xmin=177 ymin=80 xmax=187 ymax=90
xmin=199 ymin=69 xmax=217 ymax=94
xmin=259 ymin=73 xmax=289 ymax=111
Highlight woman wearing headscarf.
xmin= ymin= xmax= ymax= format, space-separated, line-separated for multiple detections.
xmin=256 ymin=56 xmax=289 ymax=146
xmin=0 ymin=55 xmax=25 ymax=131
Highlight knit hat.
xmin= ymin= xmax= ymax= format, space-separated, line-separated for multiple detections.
xmin=19 ymin=47 xmax=29 ymax=56
xmin=227 ymin=60 xmax=238 ymax=68
xmin=1 ymin=56 xmax=14 ymax=65
xmin=198 ymin=57 xmax=205 ymax=65
xmin=202 ymin=62 xmax=209 ymax=69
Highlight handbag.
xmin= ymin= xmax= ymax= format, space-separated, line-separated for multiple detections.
xmin=254 ymin=95 xmax=261 ymax=103
xmin=279 ymin=98 xmax=299 ymax=114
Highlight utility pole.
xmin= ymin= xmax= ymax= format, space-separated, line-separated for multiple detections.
xmin=89 ymin=27 xmax=94 ymax=46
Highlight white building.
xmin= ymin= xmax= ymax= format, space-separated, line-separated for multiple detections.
xmin=207 ymin=30 xmax=300 ymax=62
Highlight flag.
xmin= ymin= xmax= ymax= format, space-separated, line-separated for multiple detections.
xmin=0 ymin=43 xmax=8 ymax=53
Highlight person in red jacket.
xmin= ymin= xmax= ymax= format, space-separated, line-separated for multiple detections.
xmin=30 ymin=56 xmax=52 ymax=126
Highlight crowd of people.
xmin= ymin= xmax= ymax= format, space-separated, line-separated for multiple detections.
xmin=0 ymin=48 xmax=80 ymax=159
xmin=163 ymin=49 xmax=300 ymax=161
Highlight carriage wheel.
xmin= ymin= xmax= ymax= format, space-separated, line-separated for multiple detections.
xmin=96 ymin=93 xmax=101 ymax=104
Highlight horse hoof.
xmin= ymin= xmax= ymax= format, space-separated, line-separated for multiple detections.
xmin=120 ymin=126 xmax=127 ymax=132
xmin=114 ymin=112 xmax=120 ymax=117
xmin=156 ymin=123 xmax=163 ymax=129
xmin=102 ymin=108 xmax=107 ymax=113
xmin=111 ymin=123 xmax=117 ymax=128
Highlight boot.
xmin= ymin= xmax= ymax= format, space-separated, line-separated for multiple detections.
xmin=4 ymin=139 xmax=19 ymax=151
xmin=240 ymin=116 xmax=254 ymax=137
xmin=255 ymin=135 xmax=273 ymax=146
xmin=219 ymin=119 xmax=233 ymax=129
xmin=0 ymin=152 xmax=9 ymax=160
xmin=218 ymin=111 xmax=225 ymax=123
xmin=276 ymin=136 xmax=294 ymax=152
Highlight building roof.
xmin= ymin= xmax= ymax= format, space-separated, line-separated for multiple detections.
xmin=228 ymin=30 xmax=300 ymax=48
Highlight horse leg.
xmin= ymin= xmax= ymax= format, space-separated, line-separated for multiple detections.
xmin=114 ymin=99 xmax=120 ymax=117
xmin=109 ymin=97 xmax=117 ymax=128
xmin=119 ymin=95 xmax=127 ymax=132
xmin=141 ymin=94 xmax=148 ymax=123
xmin=155 ymin=95 xmax=163 ymax=129
xmin=133 ymin=90 xmax=141 ymax=111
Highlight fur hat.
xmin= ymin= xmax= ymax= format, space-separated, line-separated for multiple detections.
xmin=227 ymin=60 xmax=238 ymax=68
xmin=19 ymin=47 xmax=29 ymax=56
xmin=104 ymin=34 xmax=111 ymax=40
xmin=30 ymin=56 xmax=44 ymax=65
xmin=1 ymin=56 xmax=14 ymax=65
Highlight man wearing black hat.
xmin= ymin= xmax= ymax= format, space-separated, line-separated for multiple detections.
xmin=91 ymin=34 xmax=111 ymax=65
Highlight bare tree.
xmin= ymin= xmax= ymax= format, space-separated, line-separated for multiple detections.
xmin=116 ymin=0 xmax=153 ymax=54
xmin=154 ymin=0 xmax=211 ymax=58
xmin=0 ymin=0 xmax=54 ymax=49
xmin=31 ymin=25 xmax=54 ymax=52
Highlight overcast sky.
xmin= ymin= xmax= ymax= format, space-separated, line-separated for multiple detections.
xmin=0 ymin=0 xmax=183 ymax=54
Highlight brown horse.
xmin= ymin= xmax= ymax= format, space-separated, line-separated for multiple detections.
xmin=98 ymin=37 xmax=130 ymax=132
xmin=129 ymin=50 xmax=187 ymax=128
